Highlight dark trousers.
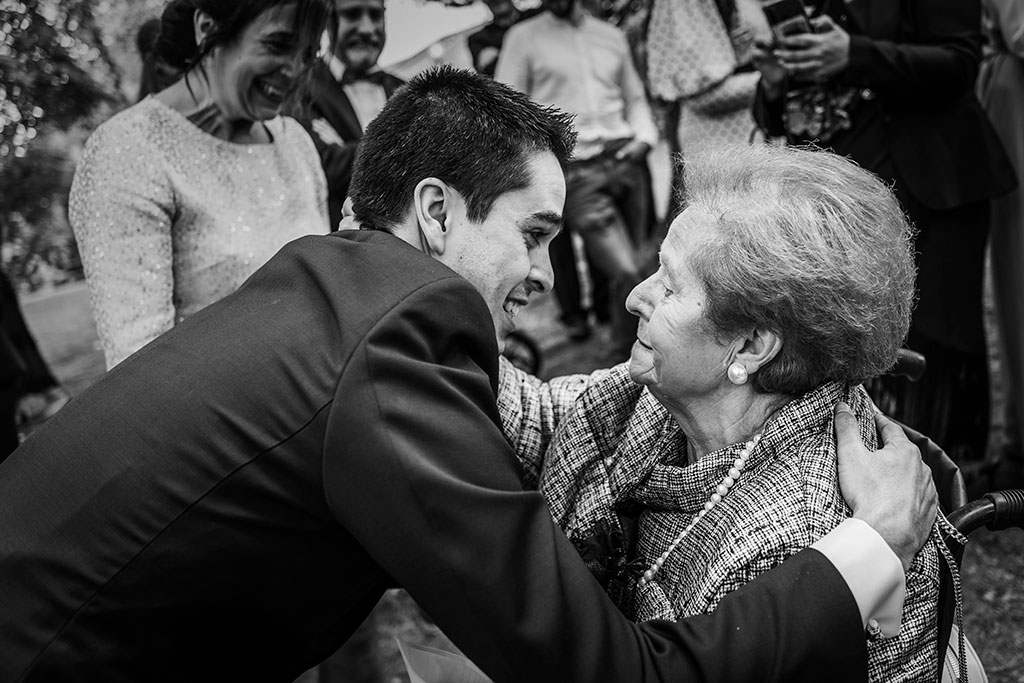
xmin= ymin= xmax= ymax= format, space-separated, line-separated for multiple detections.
xmin=554 ymin=153 xmax=654 ymax=355
xmin=871 ymin=158 xmax=991 ymax=460
xmin=0 ymin=271 xmax=57 ymax=394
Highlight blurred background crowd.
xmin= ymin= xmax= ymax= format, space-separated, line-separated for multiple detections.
xmin=1 ymin=0 xmax=1023 ymax=680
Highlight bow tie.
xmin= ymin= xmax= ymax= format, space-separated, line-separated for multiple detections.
xmin=340 ymin=70 xmax=386 ymax=86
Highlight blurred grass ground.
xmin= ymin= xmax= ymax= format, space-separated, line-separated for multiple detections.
xmin=20 ymin=283 xmax=1024 ymax=682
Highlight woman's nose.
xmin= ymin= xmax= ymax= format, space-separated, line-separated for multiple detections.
xmin=625 ymin=274 xmax=654 ymax=318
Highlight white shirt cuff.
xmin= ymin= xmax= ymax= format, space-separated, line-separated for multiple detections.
xmin=811 ymin=518 xmax=906 ymax=638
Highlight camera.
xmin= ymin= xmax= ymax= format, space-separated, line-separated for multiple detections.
xmin=762 ymin=0 xmax=812 ymax=42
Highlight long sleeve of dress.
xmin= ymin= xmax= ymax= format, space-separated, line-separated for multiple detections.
xmin=69 ymin=119 xmax=176 ymax=369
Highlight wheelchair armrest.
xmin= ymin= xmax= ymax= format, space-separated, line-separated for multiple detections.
xmin=890 ymin=349 xmax=926 ymax=382
xmin=948 ymin=489 xmax=1024 ymax=536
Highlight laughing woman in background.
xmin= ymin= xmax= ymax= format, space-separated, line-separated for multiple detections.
xmin=71 ymin=0 xmax=333 ymax=369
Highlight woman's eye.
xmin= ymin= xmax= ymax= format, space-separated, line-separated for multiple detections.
xmin=264 ymin=39 xmax=294 ymax=55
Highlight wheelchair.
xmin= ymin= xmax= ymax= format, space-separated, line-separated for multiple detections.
xmin=887 ymin=349 xmax=1024 ymax=683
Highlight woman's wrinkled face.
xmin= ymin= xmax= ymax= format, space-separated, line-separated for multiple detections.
xmin=205 ymin=4 xmax=310 ymax=122
xmin=625 ymin=208 xmax=735 ymax=404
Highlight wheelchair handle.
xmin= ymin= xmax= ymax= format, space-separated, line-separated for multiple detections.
xmin=891 ymin=349 xmax=926 ymax=382
xmin=948 ymin=489 xmax=1024 ymax=536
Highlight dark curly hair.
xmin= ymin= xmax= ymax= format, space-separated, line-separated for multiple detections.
xmin=152 ymin=0 xmax=334 ymax=111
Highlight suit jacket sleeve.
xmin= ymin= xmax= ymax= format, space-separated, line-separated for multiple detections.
xmin=323 ymin=275 xmax=868 ymax=683
xmin=844 ymin=0 xmax=982 ymax=104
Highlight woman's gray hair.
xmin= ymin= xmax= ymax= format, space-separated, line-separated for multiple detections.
xmin=680 ymin=144 xmax=916 ymax=396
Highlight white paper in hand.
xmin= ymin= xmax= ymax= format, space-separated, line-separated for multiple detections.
xmin=396 ymin=638 xmax=495 ymax=683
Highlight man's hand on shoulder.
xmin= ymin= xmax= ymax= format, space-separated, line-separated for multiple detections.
xmin=834 ymin=402 xmax=937 ymax=572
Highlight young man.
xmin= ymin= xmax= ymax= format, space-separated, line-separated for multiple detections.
xmin=0 ymin=67 xmax=934 ymax=682
xmin=496 ymin=0 xmax=658 ymax=355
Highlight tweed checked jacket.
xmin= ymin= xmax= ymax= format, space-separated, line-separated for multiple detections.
xmin=498 ymin=358 xmax=940 ymax=682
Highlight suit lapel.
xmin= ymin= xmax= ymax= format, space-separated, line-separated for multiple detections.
xmin=312 ymin=63 xmax=364 ymax=141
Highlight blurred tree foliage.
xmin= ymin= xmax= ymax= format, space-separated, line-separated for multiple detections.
xmin=0 ymin=0 xmax=162 ymax=289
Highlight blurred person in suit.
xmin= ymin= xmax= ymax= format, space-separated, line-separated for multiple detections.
xmin=978 ymin=0 xmax=1024 ymax=471
xmin=752 ymin=0 xmax=1017 ymax=464
xmin=302 ymin=0 xmax=404 ymax=230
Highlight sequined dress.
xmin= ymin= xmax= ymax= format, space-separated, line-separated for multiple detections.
xmin=70 ymin=97 xmax=329 ymax=368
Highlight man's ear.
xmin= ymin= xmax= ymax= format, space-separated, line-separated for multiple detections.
xmin=194 ymin=10 xmax=217 ymax=48
xmin=412 ymin=177 xmax=452 ymax=256
xmin=730 ymin=327 xmax=783 ymax=377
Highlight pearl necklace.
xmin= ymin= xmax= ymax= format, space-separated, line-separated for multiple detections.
xmin=638 ymin=433 xmax=762 ymax=587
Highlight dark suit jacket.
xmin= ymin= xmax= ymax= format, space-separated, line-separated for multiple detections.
xmin=0 ymin=231 xmax=868 ymax=682
xmin=755 ymin=0 xmax=1016 ymax=210
xmin=302 ymin=64 xmax=405 ymax=229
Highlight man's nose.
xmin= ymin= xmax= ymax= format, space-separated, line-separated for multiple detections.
xmin=355 ymin=11 xmax=378 ymax=34
xmin=529 ymin=249 xmax=554 ymax=294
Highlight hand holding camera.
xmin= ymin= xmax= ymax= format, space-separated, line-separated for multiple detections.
xmin=754 ymin=0 xmax=851 ymax=88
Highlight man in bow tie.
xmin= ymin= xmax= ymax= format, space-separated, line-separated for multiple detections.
xmin=304 ymin=0 xmax=405 ymax=230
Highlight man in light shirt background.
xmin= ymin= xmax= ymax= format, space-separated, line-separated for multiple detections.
xmin=495 ymin=0 xmax=659 ymax=359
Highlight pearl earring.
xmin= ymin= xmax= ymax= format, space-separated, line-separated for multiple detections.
xmin=727 ymin=362 xmax=748 ymax=385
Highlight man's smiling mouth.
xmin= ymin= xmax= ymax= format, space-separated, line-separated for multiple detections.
xmin=503 ymin=295 xmax=529 ymax=320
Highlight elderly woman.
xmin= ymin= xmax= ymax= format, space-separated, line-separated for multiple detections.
xmin=500 ymin=144 xmax=941 ymax=681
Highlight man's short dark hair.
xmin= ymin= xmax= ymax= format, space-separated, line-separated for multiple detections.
xmin=349 ymin=66 xmax=577 ymax=230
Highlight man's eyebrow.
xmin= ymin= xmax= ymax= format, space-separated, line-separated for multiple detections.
xmin=521 ymin=211 xmax=563 ymax=231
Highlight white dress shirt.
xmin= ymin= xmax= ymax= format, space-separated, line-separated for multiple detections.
xmin=495 ymin=13 xmax=659 ymax=160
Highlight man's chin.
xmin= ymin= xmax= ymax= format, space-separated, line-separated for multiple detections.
xmin=343 ymin=47 xmax=383 ymax=72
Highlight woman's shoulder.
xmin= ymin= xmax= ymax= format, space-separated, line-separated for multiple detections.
xmin=759 ymin=383 xmax=876 ymax=517
xmin=272 ymin=115 xmax=316 ymax=146
xmin=82 ymin=98 xmax=174 ymax=159
xmin=92 ymin=98 xmax=166 ymax=136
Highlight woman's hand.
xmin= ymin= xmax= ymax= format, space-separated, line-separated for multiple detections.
xmin=774 ymin=15 xmax=851 ymax=81
xmin=834 ymin=402 xmax=938 ymax=573
xmin=752 ymin=42 xmax=788 ymax=101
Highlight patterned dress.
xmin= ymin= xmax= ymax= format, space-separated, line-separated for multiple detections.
xmin=647 ymin=0 xmax=771 ymax=154
xmin=70 ymin=97 xmax=329 ymax=368
xmin=498 ymin=359 xmax=940 ymax=682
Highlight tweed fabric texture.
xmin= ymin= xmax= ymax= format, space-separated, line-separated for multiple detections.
xmin=497 ymin=358 xmax=939 ymax=682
